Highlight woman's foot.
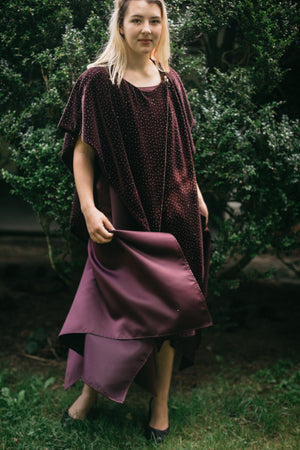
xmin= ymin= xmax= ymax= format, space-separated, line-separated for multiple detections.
xmin=62 ymin=384 xmax=97 ymax=426
xmin=146 ymin=397 xmax=170 ymax=443
xmin=67 ymin=391 xmax=96 ymax=419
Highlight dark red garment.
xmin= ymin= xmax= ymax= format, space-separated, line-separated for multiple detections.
xmin=58 ymin=66 xmax=212 ymax=402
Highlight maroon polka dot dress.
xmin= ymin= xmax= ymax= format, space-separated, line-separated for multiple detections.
xmin=58 ymin=66 xmax=212 ymax=403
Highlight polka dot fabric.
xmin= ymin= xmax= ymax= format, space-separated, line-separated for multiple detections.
xmin=58 ymin=66 xmax=210 ymax=296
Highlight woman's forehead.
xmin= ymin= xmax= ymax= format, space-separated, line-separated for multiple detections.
xmin=125 ymin=0 xmax=162 ymax=18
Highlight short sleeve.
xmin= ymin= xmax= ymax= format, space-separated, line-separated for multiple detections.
xmin=169 ymin=69 xmax=197 ymax=155
xmin=58 ymin=68 xmax=106 ymax=173
xmin=57 ymin=68 xmax=108 ymax=241
xmin=171 ymin=69 xmax=196 ymax=131
xmin=179 ymin=83 xmax=196 ymax=131
xmin=58 ymin=75 xmax=82 ymax=172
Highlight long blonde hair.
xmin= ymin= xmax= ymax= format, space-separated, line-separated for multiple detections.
xmin=87 ymin=0 xmax=170 ymax=85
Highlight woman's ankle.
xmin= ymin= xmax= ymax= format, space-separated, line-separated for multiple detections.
xmin=82 ymin=383 xmax=97 ymax=398
xmin=149 ymin=397 xmax=169 ymax=430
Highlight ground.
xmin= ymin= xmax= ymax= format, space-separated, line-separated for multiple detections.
xmin=0 ymin=235 xmax=299 ymax=393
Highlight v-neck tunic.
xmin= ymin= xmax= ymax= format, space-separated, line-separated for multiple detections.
xmin=58 ymin=66 xmax=212 ymax=402
xmin=117 ymin=79 xmax=168 ymax=232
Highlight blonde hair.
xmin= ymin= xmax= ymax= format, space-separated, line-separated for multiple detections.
xmin=87 ymin=0 xmax=170 ymax=85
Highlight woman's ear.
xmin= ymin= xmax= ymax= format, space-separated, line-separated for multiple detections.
xmin=119 ymin=25 xmax=124 ymax=37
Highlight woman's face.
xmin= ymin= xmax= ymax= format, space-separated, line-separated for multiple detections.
xmin=120 ymin=1 xmax=162 ymax=59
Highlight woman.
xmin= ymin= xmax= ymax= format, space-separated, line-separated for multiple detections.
xmin=58 ymin=0 xmax=212 ymax=443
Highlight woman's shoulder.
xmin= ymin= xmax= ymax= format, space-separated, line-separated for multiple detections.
xmin=167 ymin=67 xmax=182 ymax=82
xmin=167 ymin=67 xmax=187 ymax=92
xmin=75 ymin=66 xmax=110 ymax=90
xmin=167 ymin=67 xmax=186 ymax=89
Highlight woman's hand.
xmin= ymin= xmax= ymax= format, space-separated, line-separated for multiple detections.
xmin=198 ymin=199 xmax=209 ymax=226
xmin=83 ymin=206 xmax=114 ymax=244
xmin=197 ymin=184 xmax=209 ymax=226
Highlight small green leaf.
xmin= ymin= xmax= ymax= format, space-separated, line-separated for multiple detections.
xmin=44 ymin=377 xmax=56 ymax=390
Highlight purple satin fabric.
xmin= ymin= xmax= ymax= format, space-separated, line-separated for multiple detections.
xmin=65 ymin=336 xmax=153 ymax=403
xmin=60 ymin=230 xmax=211 ymax=341
xmin=60 ymin=185 xmax=212 ymax=402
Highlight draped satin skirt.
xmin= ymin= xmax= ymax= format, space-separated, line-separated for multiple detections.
xmin=59 ymin=183 xmax=212 ymax=403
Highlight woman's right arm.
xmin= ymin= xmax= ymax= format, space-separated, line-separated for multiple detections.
xmin=73 ymin=136 xmax=114 ymax=244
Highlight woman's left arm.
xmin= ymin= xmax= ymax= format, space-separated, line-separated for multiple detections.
xmin=197 ymin=184 xmax=209 ymax=226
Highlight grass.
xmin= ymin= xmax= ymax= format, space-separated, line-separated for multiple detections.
xmin=0 ymin=360 xmax=299 ymax=449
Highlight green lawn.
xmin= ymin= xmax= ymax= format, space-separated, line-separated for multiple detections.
xmin=0 ymin=360 xmax=299 ymax=449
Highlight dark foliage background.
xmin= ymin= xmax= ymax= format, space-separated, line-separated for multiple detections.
xmin=1 ymin=0 xmax=299 ymax=292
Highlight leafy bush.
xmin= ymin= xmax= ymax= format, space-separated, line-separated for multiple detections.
xmin=1 ymin=0 xmax=299 ymax=291
xmin=189 ymin=69 xmax=300 ymax=291
xmin=2 ymin=125 xmax=73 ymax=281
xmin=1 ymin=0 xmax=112 ymax=282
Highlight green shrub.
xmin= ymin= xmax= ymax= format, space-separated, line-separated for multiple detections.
xmin=1 ymin=0 xmax=299 ymax=291
xmin=189 ymin=69 xmax=300 ymax=291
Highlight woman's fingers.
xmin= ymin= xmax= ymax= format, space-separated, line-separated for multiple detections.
xmin=197 ymin=185 xmax=209 ymax=226
xmin=91 ymin=232 xmax=113 ymax=244
xmin=91 ymin=220 xmax=114 ymax=244
xmin=198 ymin=200 xmax=209 ymax=226
xmin=102 ymin=216 xmax=115 ymax=234
xmin=203 ymin=209 xmax=209 ymax=226
xmin=97 ymin=219 xmax=114 ymax=242
xmin=84 ymin=208 xmax=115 ymax=244
xmin=90 ymin=226 xmax=113 ymax=244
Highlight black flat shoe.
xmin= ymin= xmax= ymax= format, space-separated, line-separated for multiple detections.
xmin=146 ymin=424 xmax=170 ymax=444
xmin=146 ymin=397 xmax=170 ymax=444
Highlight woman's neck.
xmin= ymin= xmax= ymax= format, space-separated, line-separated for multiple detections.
xmin=123 ymin=56 xmax=161 ymax=87
xmin=126 ymin=55 xmax=154 ymax=74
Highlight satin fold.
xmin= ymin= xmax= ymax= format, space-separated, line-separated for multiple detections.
xmin=60 ymin=229 xmax=211 ymax=345
xmin=65 ymin=335 xmax=154 ymax=403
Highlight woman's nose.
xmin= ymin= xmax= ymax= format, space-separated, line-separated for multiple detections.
xmin=142 ymin=22 xmax=152 ymax=34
